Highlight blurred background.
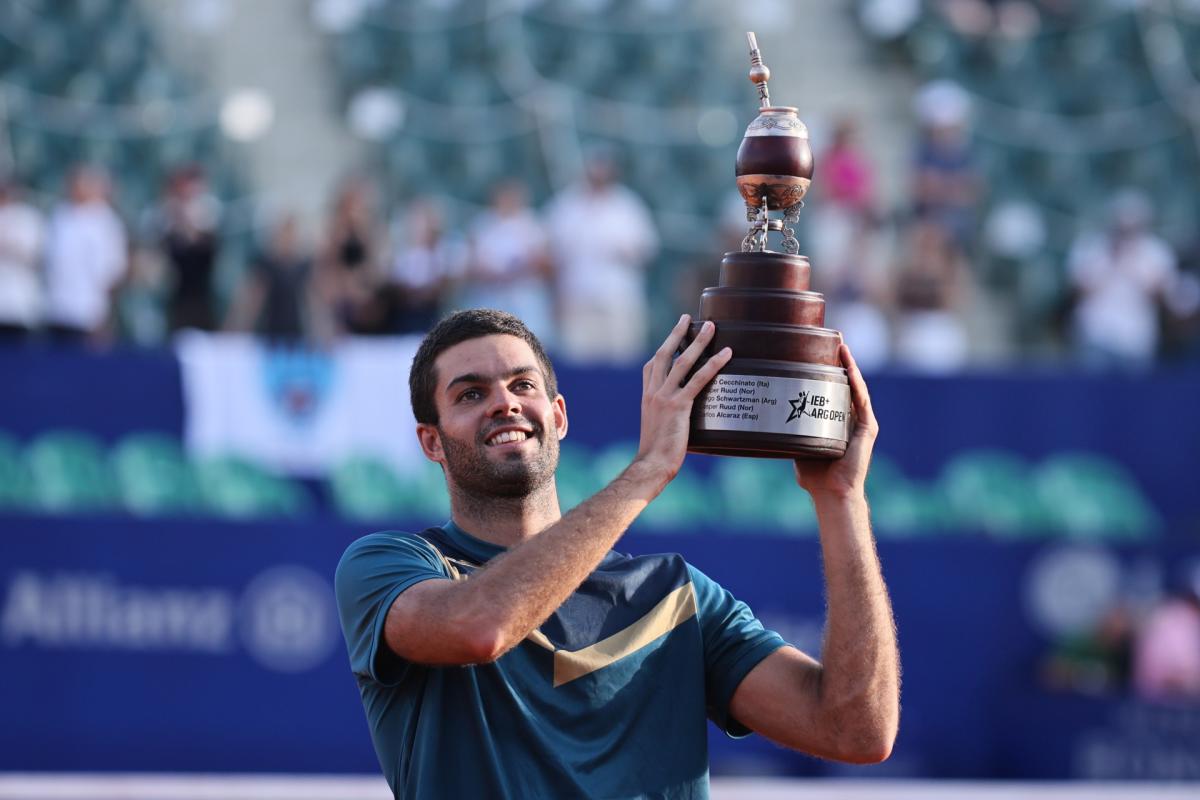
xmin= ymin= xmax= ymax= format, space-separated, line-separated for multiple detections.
xmin=1 ymin=0 xmax=1199 ymax=796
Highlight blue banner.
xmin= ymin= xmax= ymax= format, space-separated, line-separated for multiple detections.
xmin=1 ymin=344 xmax=1196 ymax=526
xmin=3 ymin=514 xmax=1198 ymax=778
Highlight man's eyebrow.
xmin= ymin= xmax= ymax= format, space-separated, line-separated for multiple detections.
xmin=445 ymin=365 xmax=540 ymax=392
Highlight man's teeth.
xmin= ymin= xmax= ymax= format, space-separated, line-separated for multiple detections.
xmin=488 ymin=430 xmax=528 ymax=445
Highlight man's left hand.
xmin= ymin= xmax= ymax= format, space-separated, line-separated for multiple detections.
xmin=793 ymin=343 xmax=878 ymax=500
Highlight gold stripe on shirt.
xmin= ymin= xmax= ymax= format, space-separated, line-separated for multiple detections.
xmin=519 ymin=582 xmax=697 ymax=687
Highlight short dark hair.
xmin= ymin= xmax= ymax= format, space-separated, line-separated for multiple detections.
xmin=409 ymin=309 xmax=558 ymax=425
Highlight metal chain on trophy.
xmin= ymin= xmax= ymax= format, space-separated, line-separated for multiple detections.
xmin=741 ymin=202 xmax=758 ymax=252
xmin=780 ymin=201 xmax=802 ymax=254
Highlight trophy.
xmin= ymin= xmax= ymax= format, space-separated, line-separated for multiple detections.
xmin=687 ymin=33 xmax=852 ymax=459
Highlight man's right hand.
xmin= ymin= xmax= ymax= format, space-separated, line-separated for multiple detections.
xmin=632 ymin=314 xmax=731 ymax=491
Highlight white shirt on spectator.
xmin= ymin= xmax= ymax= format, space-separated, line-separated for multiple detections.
xmin=43 ymin=201 xmax=127 ymax=331
xmin=459 ymin=208 xmax=555 ymax=345
xmin=546 ymin=183 xmax=657 ymax=362
xmin=0 ymin=199 xmax=45 ymax=327
xmin=1068 ymin=231 xmax=1176 ymax=364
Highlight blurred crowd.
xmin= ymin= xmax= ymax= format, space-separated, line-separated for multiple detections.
xmin=1043 ymin=569 xmax=1200 ymax=703
xmin=860 ymin=0 xmax=1091 ymax=42
xmin=1 ymin=88 xmax=1197 ymax=370
xmin=800 ymin=78 xmax=1200 ymax=374
xmin=0 ymin=148 xmax=659 ymax=365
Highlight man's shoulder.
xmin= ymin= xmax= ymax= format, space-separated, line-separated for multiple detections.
xmin=343 ymin=527 xmax=436 ymax=549
xmin=337 ymin=528 xmax=448 ymax=570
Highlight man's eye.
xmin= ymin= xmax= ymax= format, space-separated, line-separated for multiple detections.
xmin=514 ymin=380 xmax=536 ymax=391
xmin=459 ymin=389 xmax=482 ymax=402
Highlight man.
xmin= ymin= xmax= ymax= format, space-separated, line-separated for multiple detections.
xmin=335 ymin=309 xmax=899 ymax=798
xmin=545 ymin=149 xmax=658 ymax=363
xmin=1067 ymin=189 xmax=1178 ymax=368
xmin=0 ymin=175 xmax=44 ymax=341
xmin=42 ymin=165 xmax=128 ymax=344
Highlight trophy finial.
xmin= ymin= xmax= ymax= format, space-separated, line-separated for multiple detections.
xmin=746 ymin=32 xmax=771 ymax=108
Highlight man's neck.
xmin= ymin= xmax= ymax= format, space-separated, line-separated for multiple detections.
xmin=447 ymin=479 xmax=563 ymax=549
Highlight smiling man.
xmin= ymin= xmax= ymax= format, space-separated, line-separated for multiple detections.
xmin=335 ymin=308 xmax=899 ymax=798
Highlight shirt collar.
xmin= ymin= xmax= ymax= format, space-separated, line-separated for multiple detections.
xmin=441 ymin=520 xmax=507 ymax=563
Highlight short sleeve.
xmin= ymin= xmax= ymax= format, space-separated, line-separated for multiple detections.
xmin=334 ymin=532 xmax=451 ymax=686
xmin=688 ymin=564 xmax=786 ymax=738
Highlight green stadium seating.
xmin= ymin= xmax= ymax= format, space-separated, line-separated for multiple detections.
xmin=1034 ymin=452 xmax=1158 ymax=539
xmin=0 ymin=433 xmax=34 ymax=510
xmin=0 ymin=2 xmax=239 ymax=337
xmin=887 ymin=4 xmax=1200 ymax=349
xmin=939 ymin=449 xmax=1047 ymax=536
xmin=321 ymin=0 xmax=749 ymax=333
xmin=554 ymin=442 xmax=605 ymax=513
xmin=712 ymin=457 xmax=816 ymax=533
xmin=26 ymin=431 xmax=118 ymax=513
xmin=329 ymin=456 xmax=410 ymax=521
xmin=111 ymin=433 xmax=202 ymax=516
xmin=195 ymin=456 xmax=307 ymax=519
xmin=639 ymin=467 xmax=714 ymax=531
xmin=870 ymin=481 xmax=954 ymax=536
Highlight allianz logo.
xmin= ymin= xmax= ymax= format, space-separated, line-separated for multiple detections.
xmin=0 ymin=565 xmax=338 ymax=673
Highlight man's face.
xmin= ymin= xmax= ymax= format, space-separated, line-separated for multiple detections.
xmin=419 ymin=335 xmax=566 ymax=498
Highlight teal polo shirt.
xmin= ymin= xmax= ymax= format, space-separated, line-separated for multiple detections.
xmin=335 ymin=522 xmax=786 ymax=799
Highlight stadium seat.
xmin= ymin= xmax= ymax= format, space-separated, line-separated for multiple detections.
xmin=401 ymin=461 xmax=453 ymax=519
xmin=26 ymin=431 xmax=118 ymax=513
xmin=554 ymin=442 xmax=605 ymax=513
xmin=0 ymin=432 xmax=34 ymax=511
xmin=712 ymin=457 xmax=816 ymax=534
xmin=1034 ymin=452 xmax=1158 ymax=539
xmin=869 ymin=481 xmax=954 ymax=536
xmin=195 ymin=456 xmax=307 ymax=519
xmin=111 ymin=433 xmax=202 ymax=516
xmin=939 ymin=449 xmax=1046 ymax=536
xmin=316 ymin=0 xmax=753 ymax=319
xmin=329 ymin=456 xmax=410 ymax=521
xmin=639 ymin=467 xmax=714 ymax=531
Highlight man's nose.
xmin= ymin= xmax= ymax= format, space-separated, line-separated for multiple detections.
xmin=486 ymin=386 xmax=521 ymax=417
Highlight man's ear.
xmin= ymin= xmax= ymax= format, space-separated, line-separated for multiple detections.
xmin=553 ymin=394 xmax=568 ymax=441
xmin=416 ymin=423 xmax=445 ymax=463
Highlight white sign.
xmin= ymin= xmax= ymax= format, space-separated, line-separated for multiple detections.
xmin=177 ymin=332 xmax=425 ymax=477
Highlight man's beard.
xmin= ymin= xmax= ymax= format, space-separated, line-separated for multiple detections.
xmin=437 ymin=418 xmax=559 ymax=499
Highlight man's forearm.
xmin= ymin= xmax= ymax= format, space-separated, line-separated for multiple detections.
xmin=811 ymin=489 xmax=900 ymax=756
xmin=448 ymin=460 xmax=668 ymax=660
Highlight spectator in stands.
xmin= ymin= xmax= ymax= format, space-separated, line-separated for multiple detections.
xmin=457 ymin=179 xmax=556 ymax=347
xmin=385 ymin=196 xmax=468 ymax=335
xmin=912 ymin=80 xmax=980 ymax=252
xmin=320 ymin=175 xmax=386 ymax=335
xmin=1133 ymin=581 xmax=1200 ymax=701
xmin=1067 ymin=190 xmax=1179 ymax=369
xmin=0 ymin=176 xmax=45 ymax=342
xmin=935 ymin=0 xmax=1040 ymax=39
xmin=1162 ymin=240 xmax=1200 ymax=361
xmin=546 ymin=146 xmax=658 ymax=363
xmin=225 ymin=214 xmax=320 ymax=342
xmin=1042 ymin=604 xmax=1134 ymax=695
xmin=810 ymin=116 xmax=891 ymax=371
xmin=150 ymin=164 xmax=222 ymax=333
xmin=891 ymin=216 xmax=971 ymax=372
xmin=42 ymin=166 xmax=128 ymax=345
